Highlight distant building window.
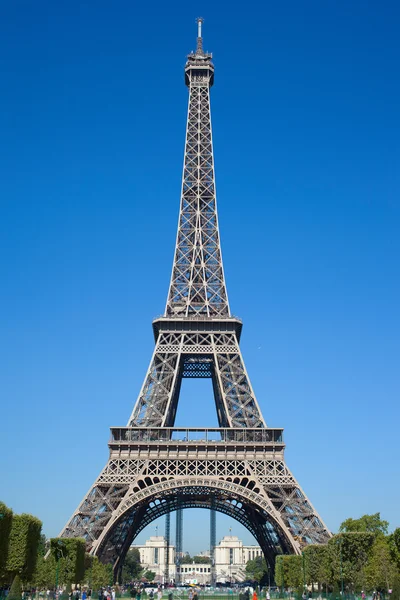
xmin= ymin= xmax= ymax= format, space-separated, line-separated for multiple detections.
xmin=154 ymin=548 xmax=159 ymax=564
xmin=230 ymin=548 xmax=233 ymax=564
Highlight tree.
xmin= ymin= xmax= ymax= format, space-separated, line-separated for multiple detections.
xmin=84 ymin=557 xmax=113 ymax=589
xmin=275 ymin=556 xmax=285 ymax=589
xmin=6 ymin=513 xmax=42 ymax=583
xmin=121 ymin=548 xmax=142 ymax=583
xmin=33 ymin=555 xmax=57 ymax=589
xmin=303 ymin=545 xmax=330 ymax=592
xmin=389 ymin=529 xmax=400 ymax=572
xmin=180 ymin=555 xmax=193 ymax=564
xmin=285 ymin=556 xmax=303 ymax=590
xmin=339 ymin=514 xmax=389 ymax=536
xmin=365 ymin=537 xmax=397 ymax=592
xmin=327 ymin=533 xmax=375 ymax=593
xmin=274 ymin=555 xmax=302 ymax=591
xmin=0 ymin=501 xmax=13 ymax=580
xmin=192 ymin=556 xmax=211 ymax=564
xmin=37 ymin=534 xmax=48 ymax=557
xmin=50 ymin=538 xmax=86 ymax=586
xmin=143 ymin=570 xmax=156 ymax=582
xmin=394 ymin=529 xmax=400 ymax=553
xmin=245 ymin=556 xmax=269 ymax=583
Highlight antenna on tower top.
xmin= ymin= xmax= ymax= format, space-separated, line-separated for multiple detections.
xmin=196 ymin=17 xmax=204 ymax=55
xmin=197 ymin=17 xmax=203 ymax=38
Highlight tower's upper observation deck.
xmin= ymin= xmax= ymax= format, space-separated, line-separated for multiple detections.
xmin=185 ymin=18 xmax=214 ymax=87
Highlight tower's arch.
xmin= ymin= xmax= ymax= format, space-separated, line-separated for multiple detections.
xmin=92 ymin=478 xmax=300 ymax=579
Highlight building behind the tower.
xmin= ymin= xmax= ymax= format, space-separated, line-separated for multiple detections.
xmin=132 ymin=535 xmax=263 ymax=584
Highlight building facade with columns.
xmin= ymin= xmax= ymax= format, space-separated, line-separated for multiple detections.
xmin=132 ymin=536 xmax=176 ymax=583
xmin=213 ymin=535 xmax=264 ymax=583
xmin=132 ymin=535 xmax=262 ymax=584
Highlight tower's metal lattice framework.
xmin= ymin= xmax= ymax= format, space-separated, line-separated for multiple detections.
xmin=58 ymin=20 xmax=331 ymax=580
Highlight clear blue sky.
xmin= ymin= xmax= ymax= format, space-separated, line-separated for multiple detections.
xmin=1 ymin=0 xmax=399 ymax=555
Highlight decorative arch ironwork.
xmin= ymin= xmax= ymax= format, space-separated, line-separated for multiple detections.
xmin=93 ymin=478 xmax=299 ymax=577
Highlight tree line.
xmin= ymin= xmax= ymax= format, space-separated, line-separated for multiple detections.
xmin=245 ymin=514 xmax=400 ymax=598
xmin=0 ymin=501 xmax=147 ymax=597
xmin=275 ymin=514 xmax=400 ymax=597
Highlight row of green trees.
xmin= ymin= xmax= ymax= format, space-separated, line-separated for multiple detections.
xmin=35 ymin=546 xmax=152 ymax=588
xmin=274 ymin=514 xmax=400 ymax=597
xmin=0 ymin=501 xmax=117 ymax=593
xmin=0 ymin=501 xmax=42 ymax=598
xmin=0 ymin=500 xmax=161 ymax=593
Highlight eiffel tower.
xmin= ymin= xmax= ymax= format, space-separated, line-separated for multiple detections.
xmin=59 ymin=19 xmax=331 ymax=579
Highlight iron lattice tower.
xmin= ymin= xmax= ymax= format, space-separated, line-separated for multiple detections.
xmin=58 ymin=20 xmax=331 ymax=579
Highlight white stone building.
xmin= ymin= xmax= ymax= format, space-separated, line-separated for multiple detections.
xmin=214 ymin=535 xmax=264 ymax=583
xmin=132 ymin=536 xmax=176 ymax=583
xmin=132 ymin=535 xmax=262 ymax=584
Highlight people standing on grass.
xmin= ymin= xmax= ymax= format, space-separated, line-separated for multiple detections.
xmin=266 ymin=590 xmax=270 ymax=600
xmin=157 ymin=589 xmax=162 ymax=600
xmin=252 ymin=591 xmax=258 ymax=600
